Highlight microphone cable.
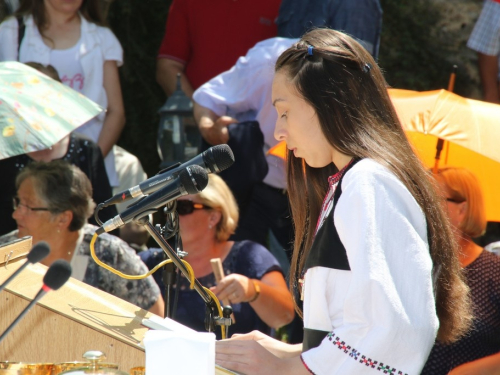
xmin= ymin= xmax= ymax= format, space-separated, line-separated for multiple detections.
xmin=89 ymin=232 xmax=226 ymax=338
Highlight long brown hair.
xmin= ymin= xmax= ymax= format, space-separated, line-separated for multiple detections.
xmin=15 ymin=0 xmax=104 ymax=38
xmin=276 ymin=28 xmax=471 ymax=343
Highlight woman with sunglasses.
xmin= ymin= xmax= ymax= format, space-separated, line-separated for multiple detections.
xmin=140 ymin=174 xmax=295 ymax=338
xmin=421 ymin=167 xmax=500 ymax=375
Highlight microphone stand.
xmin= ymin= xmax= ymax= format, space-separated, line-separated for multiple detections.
xmin=140 ymin=218 xmax=231 ymax=334
xmin=160 ymin=201 xmax=180 ymax=319
xmin=162 ymin=261 xmax=176 ymax=318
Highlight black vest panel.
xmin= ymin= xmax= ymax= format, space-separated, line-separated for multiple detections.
xmin=302 ymin=159 xmax=360 ymax=352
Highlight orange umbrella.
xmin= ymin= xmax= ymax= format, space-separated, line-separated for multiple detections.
xmin=269 ymin=88 xmax=500 ymax=221
xmin=268 ymin=141 xmax=287 ymax=160
xmin=389 ymin=88 xmax=500 ymax=221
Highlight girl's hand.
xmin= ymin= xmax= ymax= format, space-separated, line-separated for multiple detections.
xmin=216 ymin=337 xmax=305 ymax=375
xmin=229 ymin=330 xmax=302 ymax=358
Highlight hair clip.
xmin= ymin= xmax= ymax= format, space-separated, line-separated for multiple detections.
xmin=363 ymin=63 xmax=372 ymax=73
xmin=307 ymin=45 xmax=314 ymax=56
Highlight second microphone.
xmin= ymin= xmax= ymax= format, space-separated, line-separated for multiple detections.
xmin=96 ymin=165 xmax=209 ymax=235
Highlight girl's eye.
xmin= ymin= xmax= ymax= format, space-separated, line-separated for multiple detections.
xmin=281 ymin=111 xmax=288 ymax=118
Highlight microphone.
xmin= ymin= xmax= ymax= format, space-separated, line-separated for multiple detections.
xmin=0 ymin=242 xmax=51 ymax=294
xmin=0 ymin=259 xmax=72 ymax=343
xmin=101 ymin=144 xmax=234 ymax=207
xmin=96 ymin=165 xmax=209 ymax=235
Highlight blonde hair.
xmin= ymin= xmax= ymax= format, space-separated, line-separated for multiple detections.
xmin=437 ymin=167 xmax=487 ymax=238
xmin=197 ymin=174 xmax=239 ymax=242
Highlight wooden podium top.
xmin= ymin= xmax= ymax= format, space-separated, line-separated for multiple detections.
xmin=0 ymin=252 xmax=237 ymax=374
xmin=1 ymin=259 xmax=152 ymax=347
xmin=0 ymin=236 xmax=32 ymax=266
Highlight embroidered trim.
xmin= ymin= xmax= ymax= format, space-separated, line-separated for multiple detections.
xmin=327 ymin=332 xmax=408 ymax=375
xmin=300 ymin=354 xmax=317 ymax=375
xmin=327 ymin=158 xmax=355 ymax=186
xmin=314 ymin=158 xmax=355 ymax=235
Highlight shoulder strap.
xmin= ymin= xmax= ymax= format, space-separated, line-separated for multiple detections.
xmin=16 ymin=16 xmax=25 ymax=61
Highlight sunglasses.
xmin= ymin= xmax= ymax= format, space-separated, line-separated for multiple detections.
xmin=176 ymin=200 xmax=211 ymax=216
xmin=445 ymin=197 xmax=466 ymax=204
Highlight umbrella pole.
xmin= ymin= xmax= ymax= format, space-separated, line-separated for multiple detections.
xmin=433 ymin=65 xmax=458 ymax=174
xmin=447 ymin=65 xmax=457 ymax=92
xmin=432 ymin=138 xmax=445 ymax=174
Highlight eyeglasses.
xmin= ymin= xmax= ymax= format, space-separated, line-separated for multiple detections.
xmin=13 ymin=197 xmax=50 ymax=213
xmin=176 ymin=200 xmax=211 ymax=216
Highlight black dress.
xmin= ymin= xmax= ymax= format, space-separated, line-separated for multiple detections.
xmin=0 ymin=133 xmax=118 ymax=235
xmin=421 ymin=250 xmax=500 ymax=374
xmin=139 ymin=240 xmax=282 ymax=339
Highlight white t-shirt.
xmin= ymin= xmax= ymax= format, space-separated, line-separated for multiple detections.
xmin=0 ymin=15 xmax=123 ymax=186
xmin=193 ymin=37 xmax=298 ymax=189
xmin=50 ymin=41 xmax=85 ymax=92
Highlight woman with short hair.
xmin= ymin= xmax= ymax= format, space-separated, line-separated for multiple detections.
xmin=422 ymin=167 xmax=500 ymax=375
xmin=0 ymin=160 xmax=163 ymax=315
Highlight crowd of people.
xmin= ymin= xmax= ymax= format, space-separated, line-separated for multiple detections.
xmin=1 ymin=0 xmax=500 ymax=374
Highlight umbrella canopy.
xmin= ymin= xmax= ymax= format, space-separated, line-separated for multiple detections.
xmin=269 ymin=88 xmax=500 ymax=221
xmin=389 ymin=88 xmax=500 ymax=222
xmin=0 ymin=61 xmax=103 ymax=160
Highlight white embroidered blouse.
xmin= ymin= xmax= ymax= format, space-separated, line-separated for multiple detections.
xmin=301 ymin=159 xmax=438 ymax=374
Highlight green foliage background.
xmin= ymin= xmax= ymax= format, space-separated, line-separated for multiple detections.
xmin=379 ymin=0 xmax=475 ymax=96
xmin=107 ymin=0 xmax=478 ymax=177
xmin=107 ymin=0 xmax=172 ymax=178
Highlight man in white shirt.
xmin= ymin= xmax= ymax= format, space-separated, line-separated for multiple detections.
xmin=193 ymin=37 xmax=297 ymax=257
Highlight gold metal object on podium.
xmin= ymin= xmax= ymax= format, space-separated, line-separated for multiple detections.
xmin=128 ymin=367 xmax=144 ymax=375
xmin=57 ymin=351 xmax=124 ymax=375
xmin=0 ymin=362 xmax=53 ymax=375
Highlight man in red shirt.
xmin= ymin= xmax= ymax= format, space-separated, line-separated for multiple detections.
xmin=156 ymin=0 xmax=281 ymax=98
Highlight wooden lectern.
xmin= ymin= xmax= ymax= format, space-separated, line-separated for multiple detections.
xmin=0 ymin=238 xmax=236 ymax=374
xmin=0 ymin=247 xmax=149 ymax=370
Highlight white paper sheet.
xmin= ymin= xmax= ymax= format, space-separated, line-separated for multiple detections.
xmin=144 ymin=330 xmax=215 ymax=375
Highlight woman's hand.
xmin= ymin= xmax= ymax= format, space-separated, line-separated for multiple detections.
xmin=211 ymin=273 xmax=254 ymax=304
xmin=211 ymin=271 xmax=295 ymax=329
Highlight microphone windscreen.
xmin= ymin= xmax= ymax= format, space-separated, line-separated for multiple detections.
xmin=180 ymin=165 xmax=208 ymax=194
xmin=27 ymin=242 xmax=50 ymax=264
xmin=207 ymin=144 xmax=235 ymax=172
xmin=43 ymin=259 xmax=72 ymax=290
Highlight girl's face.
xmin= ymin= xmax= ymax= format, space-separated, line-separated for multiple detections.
xmin=44 ymin=0 xmax=83 ymax=16
xmin=272 ymin=71 xmax=337 ymax=168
